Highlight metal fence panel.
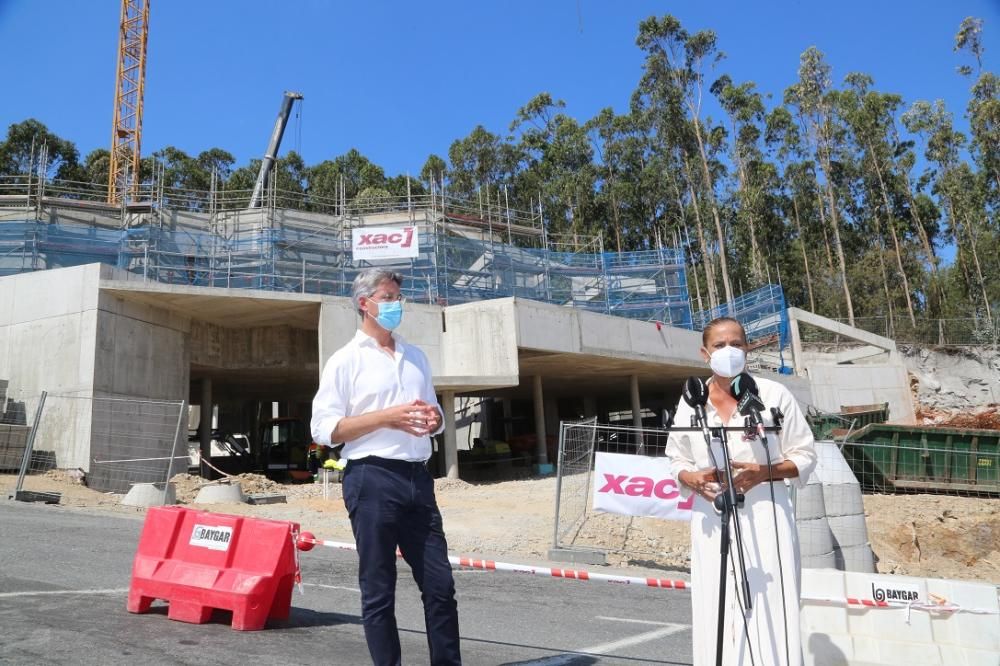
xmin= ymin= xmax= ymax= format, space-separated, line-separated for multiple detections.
xmin=2 ymin=392 xmax=187 ymax=504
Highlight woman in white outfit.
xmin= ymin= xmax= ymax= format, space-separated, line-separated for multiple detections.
xmin=666 ymin=317 xmax=817 ymax=666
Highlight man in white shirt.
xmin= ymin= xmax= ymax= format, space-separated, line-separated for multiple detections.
xmin=311 ymin=268 xmax=461 ymax=666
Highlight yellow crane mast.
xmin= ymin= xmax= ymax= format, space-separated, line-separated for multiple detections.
xmin=107 ymin=0 xmax=150 ymax=205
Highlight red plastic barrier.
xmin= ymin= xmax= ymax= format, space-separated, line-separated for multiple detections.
xmin=127 ymin=506 xmax=300 ymax=631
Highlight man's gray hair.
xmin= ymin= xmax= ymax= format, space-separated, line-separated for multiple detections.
xmin=351 ymin=268 xmax=404 ymax=315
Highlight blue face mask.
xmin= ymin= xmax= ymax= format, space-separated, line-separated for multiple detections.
xmin=371 ymin=300 xmax=403 ymax=331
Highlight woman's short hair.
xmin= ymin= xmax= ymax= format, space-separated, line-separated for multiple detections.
xmin=351 ymin=268 xmax=403 ymax=315
xmin=701 ymin=316 xmax=747 ymax=346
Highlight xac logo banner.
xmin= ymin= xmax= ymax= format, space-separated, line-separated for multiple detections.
xmin=592 ymin=452 xmax=693 ymax=521
xmin=351 ymin=226 xmax=419 ymax=260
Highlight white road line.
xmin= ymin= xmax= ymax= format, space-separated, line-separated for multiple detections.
xmin=0 ymin=588 xmax=128 ymax=599
xmin=596 ymin=615 xmax=677 ymax=626
xmin=303 ymin=583 xmax=361 ymax=593
xmin=579 ymin=623 xmax=690 ymax=655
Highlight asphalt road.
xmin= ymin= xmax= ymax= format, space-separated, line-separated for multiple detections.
xmin=0 ymin=501 xmax=694 ymax=665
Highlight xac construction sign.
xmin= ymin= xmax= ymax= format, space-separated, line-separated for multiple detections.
xmin=351 ymin=226 xmax=419 ymax=261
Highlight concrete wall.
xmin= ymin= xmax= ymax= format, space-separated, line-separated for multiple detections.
xmin=0 ymin=265 xmax=103 ymax=469
xmin=95 ymin=289 xmax=190 ymax=400
xmin=442 ymin=300 xmax=518 ymax=380
xmin=191 ymin=322 xmax=317 ymax=372
xmin=316 ymin=297 xmax=444 ymax=372
xmin=807 ymin=364 xmax=916 ymax=423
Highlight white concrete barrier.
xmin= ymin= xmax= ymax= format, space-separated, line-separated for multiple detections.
xmin=801 ymin=568 xmax=1000 ymax=665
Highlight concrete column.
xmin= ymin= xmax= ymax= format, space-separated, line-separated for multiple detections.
xmin=788 ymin=315 xmax=804 ymax=376
xmin=583 ymin=396 xmax=597 ymax=419
xmin=532 ymin=375 xmax=548 ymax=465
xmin=629 ymin=375 xmax=642 ymax=429
xmin=501 ymin=398 xmax=513 ymax=441
xmin=630 ymin=374 xmax=644 ymax=454
xmin=199 ymin=378 xmax=213 ymax=478
xmin=544 ymin=396 xmax=559 ymax=443
xmin=441 ymin=390 xmax=459 ymax=480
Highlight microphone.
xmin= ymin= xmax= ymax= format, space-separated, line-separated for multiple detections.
xmin=682 ymin=376 xmax=710 ymax=431
xmin=729 ymin=372 xmax=766 ymax=436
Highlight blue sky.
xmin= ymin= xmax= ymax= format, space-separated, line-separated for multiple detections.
xmin=1 ymin=0 xmax=997 ymax=178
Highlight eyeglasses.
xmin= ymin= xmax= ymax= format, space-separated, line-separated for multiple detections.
xmin=368 ymin=292 xmax=406 ymax=304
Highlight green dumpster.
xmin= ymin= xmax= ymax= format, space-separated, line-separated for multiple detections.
xmin=840 ymin=423 xmax=1000 ymax=495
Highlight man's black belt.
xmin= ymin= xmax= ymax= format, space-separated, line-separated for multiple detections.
xmin=346 ymin=456 xmax=428 ymax=473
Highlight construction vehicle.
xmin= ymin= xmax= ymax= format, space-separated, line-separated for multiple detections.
xmin=260 ymin=416 xmax=330 ymax=482
xmin=249 ymin=91 xmax=303 ymax=208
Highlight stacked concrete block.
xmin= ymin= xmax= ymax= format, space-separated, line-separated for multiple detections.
xmin=796 ymin=440 xmax=876 ymax=573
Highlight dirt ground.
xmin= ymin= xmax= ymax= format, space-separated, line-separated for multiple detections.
xmin=3 ymin=469 xmax=998 ymax=585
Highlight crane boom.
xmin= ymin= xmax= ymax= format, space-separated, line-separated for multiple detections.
xmin=249 ymin=91 xmax=303 ymax=209
xmin=107 ymin=0 xmax=150 ymax=205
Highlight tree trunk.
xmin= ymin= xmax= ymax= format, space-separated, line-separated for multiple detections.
xmin=820 ymin=157 xmax=855 ymax=326
xmin=869 ymin=142 xmax=917 ymax=328
xmin=681 ymin=219 xmax=705 ymax=314
xmin=736 ymin=156 xmax=764 ymax=285
xmin=872 ymin=216 xmax=895 ymax=329
xmin=791 ymin=196 xmax=817 ymax=313
xmin=684 ymin=159 xmax=720 ymax=311
xmin=691 ymin=116 xmax=735 ymax=305
xmin=816 ymin=189 xmax=836 ymax=274
xmin=962 ymin=211 xmax=994 ymax=327
xmin=608 ymin=168 xmax=623 ymax=253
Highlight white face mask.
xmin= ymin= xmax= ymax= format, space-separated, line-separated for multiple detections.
xmin=709 ymin=346 xmax=746 ymax=378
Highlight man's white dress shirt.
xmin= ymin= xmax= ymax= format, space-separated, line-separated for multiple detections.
xmin=311 ymin=329 xmax=443 ymax=462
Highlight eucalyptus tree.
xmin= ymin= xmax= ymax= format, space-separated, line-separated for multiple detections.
xmin=712 ymin=75 xmax=770 ymax=286
xmin=636 ymin=15 xmax=734 ymax=305
xmin=447 ymin=125 xmax=515 ymax=205
xmin=510 ymin=93 xmax=599 ymax=242
xmin=765 ymin=106 xmax=817 ymax=312
xmin=785 ymin=47 xmax=856 ymax=325
xmin=419 ymin=154 xmax=448 ymax=191
xmin=838 ymin=74 xmax=918 ymax=327
xmin=586 ymin=108 xmax=630 ymax=252
xmin=956 ymin=17 xmax=1000 ymax=214
xmin=903 ymin=100 xmax=992 ymax=324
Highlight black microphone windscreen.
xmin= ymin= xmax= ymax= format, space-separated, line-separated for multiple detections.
xmin=682 ymin=376 xmax=709 ymax=407
xmin=729 ymin=372 xmax=759 ymax=401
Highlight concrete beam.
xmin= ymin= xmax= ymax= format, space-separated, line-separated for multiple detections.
xmin=787 ymin=307 xmax=897 ymax=351
xmin=834 ymin=345 xmax=891 ymax=364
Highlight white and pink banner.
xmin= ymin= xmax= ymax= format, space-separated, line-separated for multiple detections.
xmin=592 ymin=452 xmax=693 ymax=521
xmin=351 ymin=225 xmax=419 ymax=261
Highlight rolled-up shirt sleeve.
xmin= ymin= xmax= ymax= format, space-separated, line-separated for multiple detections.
xmin=666 ymin=398 xmax=699 ymax=498
xmin=417 ymin=349 xmax=445 ymax=437
xmin=775 ymin=386 xmax=818 ymax=487
xmin=311 ymin=351 xmax=351 ymax=447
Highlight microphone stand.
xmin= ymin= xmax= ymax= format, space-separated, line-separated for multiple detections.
xmin=710 ymin=423 xmax=754 ymax=666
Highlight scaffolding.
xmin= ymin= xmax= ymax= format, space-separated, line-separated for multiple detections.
xmin=0 ymin=174 xmax=786 ymax=346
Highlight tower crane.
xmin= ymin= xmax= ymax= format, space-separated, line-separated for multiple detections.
xmin=107 ymin=0 xmax=150 ymax=205
xmin=249 ymin=91 xmax=303 ymax=208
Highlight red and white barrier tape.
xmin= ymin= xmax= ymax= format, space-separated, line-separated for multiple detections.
xmin=298 ymin=534 xmax=999 ymax=617
xmin=803 ymin=595 xmax=999 ymax=618
xmin=300 ymin=536 xmax=689 ymax=591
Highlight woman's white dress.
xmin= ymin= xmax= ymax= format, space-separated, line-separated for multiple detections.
xmin=666 ymin=376 xmax=817 ymax=666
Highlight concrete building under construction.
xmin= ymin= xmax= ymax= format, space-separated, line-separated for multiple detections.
xmin=0 ymin=175 xmax=915 ymax=489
